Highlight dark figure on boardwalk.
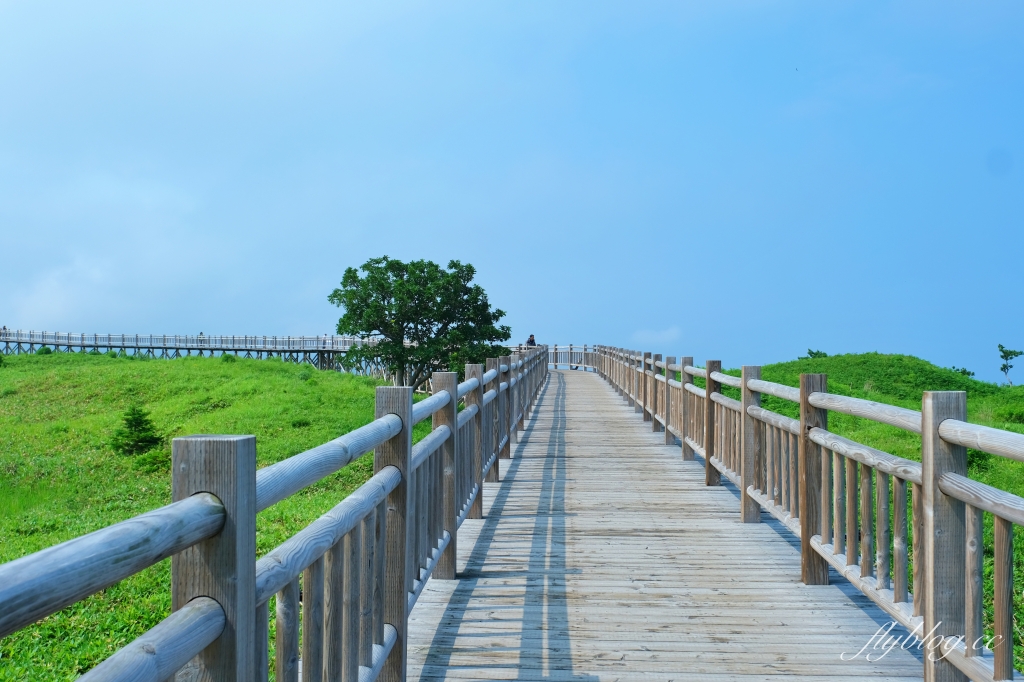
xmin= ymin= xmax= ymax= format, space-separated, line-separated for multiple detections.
xmin=526 ymin=334 xmax=536 ymax=347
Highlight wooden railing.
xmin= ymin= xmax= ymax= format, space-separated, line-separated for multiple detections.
xmin=594 ymin=345 xmax=1024 ymax=682
xmin=0 ymin=346 xmax=548 ymax=682
xmin=0 ymin=329 xmax=371 ymax=353
xmin=517 ymin=343 xmax=598 ymax=370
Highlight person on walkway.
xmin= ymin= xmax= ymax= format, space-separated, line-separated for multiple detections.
xmin=526 ymin=334 xmax=536 ymax=347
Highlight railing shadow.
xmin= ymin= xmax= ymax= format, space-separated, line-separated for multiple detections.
xmin=418 ymin=372 xmax=598 ymax=680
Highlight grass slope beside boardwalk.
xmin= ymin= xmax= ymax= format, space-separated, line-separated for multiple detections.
xmin=0 ymin=353 xmax=430 ymax=681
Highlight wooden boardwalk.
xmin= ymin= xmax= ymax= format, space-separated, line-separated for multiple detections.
xmin=408 ymin=370 xmax=924 ymax=681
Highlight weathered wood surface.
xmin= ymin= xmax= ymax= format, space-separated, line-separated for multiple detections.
xmin=407 ymin=370 xmax=923 ymax=681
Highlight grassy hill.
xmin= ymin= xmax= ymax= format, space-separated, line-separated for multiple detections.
xmin=0 ymin=352 xmax=431 ymax=680
xmin=713 ymin=353 xmax=1024 ymax=493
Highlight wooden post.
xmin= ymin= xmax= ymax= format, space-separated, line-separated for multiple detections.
xmin=740 ymin=366 xmax=762 ymax=523
xmin=432 ymin=372 xmax=458 ymax=580
xmin=651 ymin=354 xmax=662 ymax=432
xmin=921 ymin=391 xmax=968 ymax=682
xmin=485 ymin=358 xmax=500 ymax=482
xmin=798 ymin=374 xmax=829 ymax=585
xmin=680 ymin=356 xmax=694 ymax=460
xmin=499 ymin=355 xmax=512 ymax=458
xmin=466 ymin=364 xmax=484 ymax=520
xmin=664 ymin=357 xmax=676 ymax=445
xmin=625 ymin=350 xmax=634 ymax=406
xmin=374 ymin=386 xmax=412 ymax=682
xmin=171 ymin=435 xmax=256 ymax=682
xmin=641 ymin=352 xmax=652 ymax=421
xmin=704 ymin=360 xmax=721 ymax=486
xmin=515 ymin=352 xmax=526 ymax=432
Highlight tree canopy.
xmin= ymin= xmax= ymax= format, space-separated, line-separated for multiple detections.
xmin=328 ymin=256 xmax=511 ymax=390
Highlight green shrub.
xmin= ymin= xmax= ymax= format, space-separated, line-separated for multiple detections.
xmin=133 ymin=448 xmax=171 ymax=473
xmin=0 ymin=354 xmax=5 ymax=368
xmin=35 ymin=346 xmax=52 ymax=355
xmin=221 ymin=353 xmax=237 ymax=363
xmin=87 ymin=348 xmax=101 ymax=355
xmin=995 ymin=406 xmax=1024 ymax=424
xmin=110 ymin=405 xmax=162 ymax=457
xmin=291 ymin=418 xmax=311 ymax=428
xmin=106 ymin=350 xmax=119 ymax=358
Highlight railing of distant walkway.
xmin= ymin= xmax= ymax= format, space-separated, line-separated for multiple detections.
xmin=0 ymin=329 xmax=381 ymax=372
xmin=589 ymin=345 xmax=1023 ymax=682
xmin=0 ymin=346 xmax=548 ymax=682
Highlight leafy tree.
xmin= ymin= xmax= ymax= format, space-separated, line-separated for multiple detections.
xmin=799 ymin=349 xmax=828 ymax=360
xmin=329 ymin=256 xmax=511 ymax=390
xmin=950 ymin=366 xmax=975 ymax=377
xmin=998 ymin=344 xmax=1023 ymax=385
xmin=111 ymin=405 xmax=163 ymax=457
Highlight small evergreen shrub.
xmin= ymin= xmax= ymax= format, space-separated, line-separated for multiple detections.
xmin=221 ymin=353 xmax=237 ymax=363
xmin=35 ymin=346 xmax=52 ymax=355
xmin=111 ymin=405 xmax=163 ymax=457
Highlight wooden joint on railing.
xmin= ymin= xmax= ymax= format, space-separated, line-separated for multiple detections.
xmin=171 ymin=435 xmax=257 ymax=682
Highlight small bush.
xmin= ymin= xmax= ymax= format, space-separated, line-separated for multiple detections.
xmin=133 ymin=448 xmax=171 ymax=473
xmin=221 ymin=353 xmax=237 ymax=363
xmin=298 ymin=366 xmax=314 ymax=381
xmin=0 ymin=354 xmax=5 ymax=368
xmin=35 ymin=346 xmax=52 ymax=355
xmin=799 ymin=349 xmax=828 ymax=359
xmin=106 ymin=350 xmax=119 ymax=358
xmin=87 ymin=348 xmax=101 ymax=355
xmin=111 ymin=405 xmax=163 ymax=457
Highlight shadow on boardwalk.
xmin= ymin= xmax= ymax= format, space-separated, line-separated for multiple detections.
xmin=417 ymin=372 xmax=599 ymax=680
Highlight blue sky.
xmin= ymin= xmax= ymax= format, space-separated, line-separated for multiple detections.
xmin=1 ymin=2 xmax=1022 ymax=382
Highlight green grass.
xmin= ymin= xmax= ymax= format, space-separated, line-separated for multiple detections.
xmin=0 ymin=352 xmax=430 ymax=680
